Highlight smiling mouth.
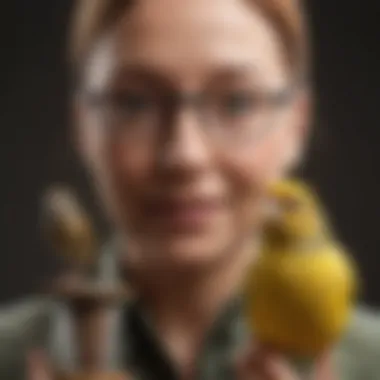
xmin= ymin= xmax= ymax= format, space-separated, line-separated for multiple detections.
xmin=145 ymin=197 xmax=224 ymax=229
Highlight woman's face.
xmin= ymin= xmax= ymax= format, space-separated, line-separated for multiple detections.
xmin=78 ymin=0 xmax=308 ymax=269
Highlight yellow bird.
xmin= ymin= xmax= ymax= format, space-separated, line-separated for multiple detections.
xmin=40 ymin=185 xmax=97 ymax=268
xmin=244 ymin=179 xmax=359 ymax=357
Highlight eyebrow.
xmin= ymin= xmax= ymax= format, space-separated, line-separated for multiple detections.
xmin=111 ymin=64 xmax=177 ymax=88
xmin=110 ymin=63 xmax=260 ymax=90
xmin=206 ymin=65 xmax=259 ymax=82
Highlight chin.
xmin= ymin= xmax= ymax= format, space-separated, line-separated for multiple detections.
xmin=151 ymin=231 xmax=234 ymax=270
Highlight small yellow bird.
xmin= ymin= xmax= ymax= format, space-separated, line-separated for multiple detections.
xmin=244 ymin=179 xmax=358 ymax=357
xmin=40 ymin=185 xmax=97 ymax=268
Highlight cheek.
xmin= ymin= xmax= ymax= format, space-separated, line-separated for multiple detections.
xmin=80 ymin=110 xmax=153 ymax=187
xmin=221 ymin=128 xmax=292 ymax=225
xmin=85 ymin=132 xmax=154 ymax=225
xmin=249 ymin=130 xmax=291 ymax=182
xmin=104 ymin=139 xmax=154 ymax=202
xmin=226 ymin=127 xmax=292 ymax=189
xmin=109 ymin=139 xmax=151 ymax=179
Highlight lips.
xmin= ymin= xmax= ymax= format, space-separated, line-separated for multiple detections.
xmin=144 ymin=197 xmax=223 ymax=230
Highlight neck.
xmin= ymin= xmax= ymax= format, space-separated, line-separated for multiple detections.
xmin=121 ymin=236 xmax=256 ymax=374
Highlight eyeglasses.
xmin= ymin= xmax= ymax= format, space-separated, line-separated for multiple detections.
xmin=83 ymin=84 xmax=296 ymax=146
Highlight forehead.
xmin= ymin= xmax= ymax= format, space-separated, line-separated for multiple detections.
xmin=85 ymin=0 xmax=288 ymax=91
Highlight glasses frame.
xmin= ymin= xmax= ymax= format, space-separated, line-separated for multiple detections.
xmin=80 ymin=80 xmax=301 ymax=146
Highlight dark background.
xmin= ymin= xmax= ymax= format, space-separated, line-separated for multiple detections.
xmin=1 ymin=1 xmax=380 ymax=305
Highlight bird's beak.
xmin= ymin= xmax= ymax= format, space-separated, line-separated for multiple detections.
xmin=262 ymin=200 xmax=287 ymax=241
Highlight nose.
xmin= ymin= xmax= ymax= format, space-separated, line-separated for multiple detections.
xmin=157 ymin=109 xmax=212 ymax=175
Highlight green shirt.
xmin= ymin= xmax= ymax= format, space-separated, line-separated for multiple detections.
xmin=121 ymin=297 xmax=380 ymax=380
xmin=123 ymin=297 xmax=246 ymax=380
xmin=1 ymin=243 xmax=380 ymax=379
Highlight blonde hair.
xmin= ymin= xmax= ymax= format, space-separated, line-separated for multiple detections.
xmin=69 ymin=0 xmax=309 ymax=80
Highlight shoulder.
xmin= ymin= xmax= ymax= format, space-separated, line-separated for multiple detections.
xmin=343 ymin=305 xmax=380 ymax=355
xmin=345 ymin=305 xmax=380 ymax=342
xmin=0 ymin=297 xmax=55 ymax=378
xmin=0 ymin=296 xmax=54 ymax=345
xmin=0 ymin=296 xmax=53 ymax=328
xmin=336 ymin=305 xmax=380 ymax=379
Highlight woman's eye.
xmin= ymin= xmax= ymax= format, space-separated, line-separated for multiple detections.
xmin=112 ymin=93 xmax=154 ymax=114
xmin=221 ymin=93 xmax=256 ymax=116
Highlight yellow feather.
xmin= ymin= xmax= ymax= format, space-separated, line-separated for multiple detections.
xmin=245 ymin=179 xmax=359 ymax=357
xmin=41 ymin=185 xmax=97 ymax=267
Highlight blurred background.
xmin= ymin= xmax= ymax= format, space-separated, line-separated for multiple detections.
xmin=1 ymin=1 xmax=380 ymax=305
